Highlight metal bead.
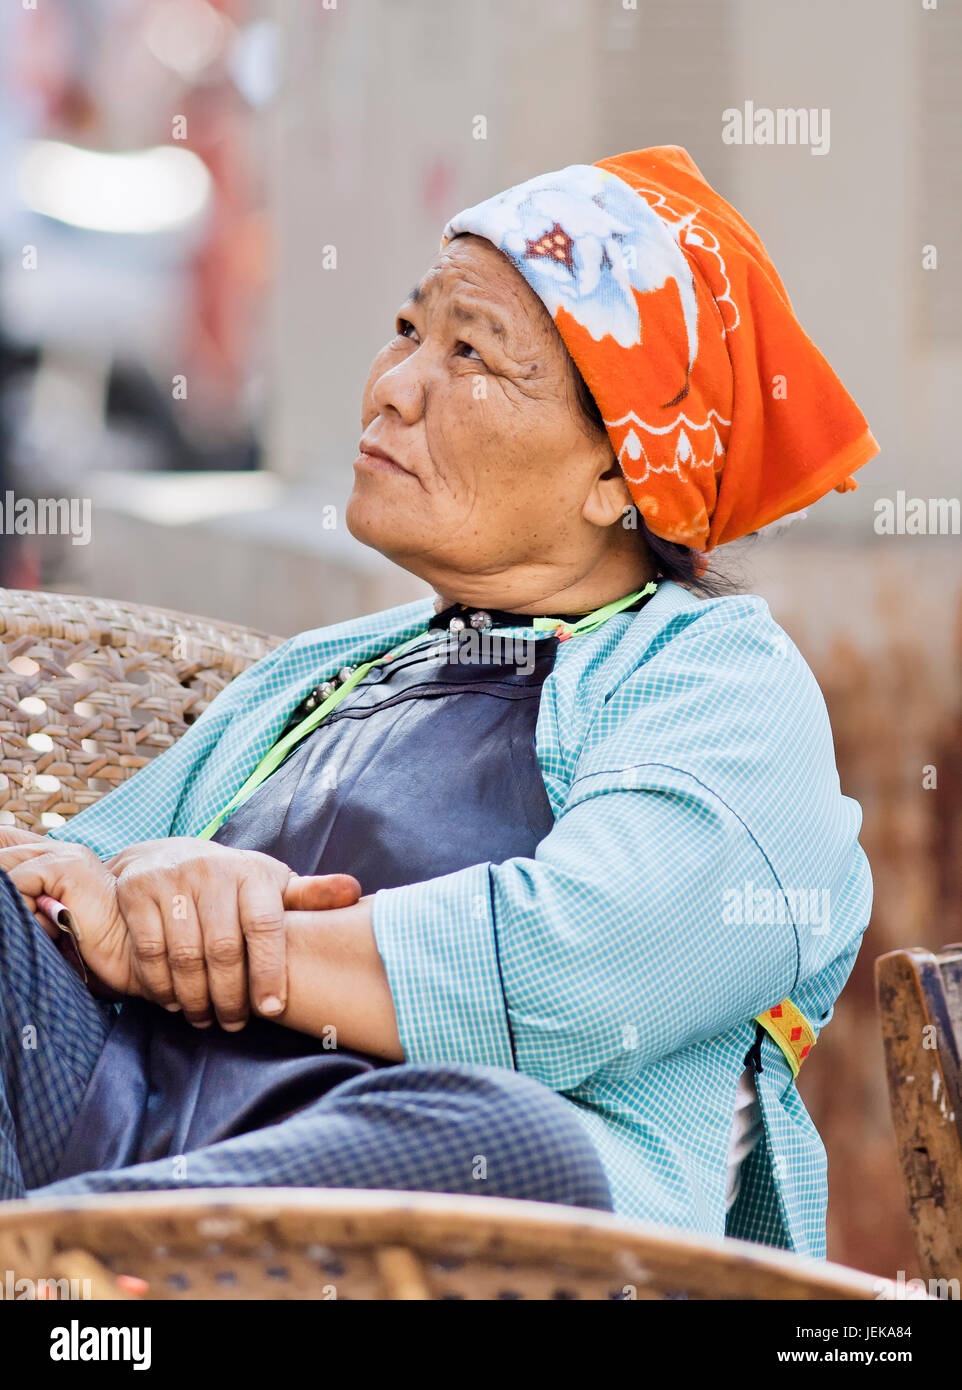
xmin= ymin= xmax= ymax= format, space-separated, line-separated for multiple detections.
xmin=448 ymin=616 xmax=466 ymax=633
xmin=337 ymin=666 xmax=355 ymax=684
xmin=305 ymin=696 xmax=317 ymax=710
xmin=469 ymin=610 xmax=492 ymax=630
xmin=318 ymin=681 xmax=335 ymax=699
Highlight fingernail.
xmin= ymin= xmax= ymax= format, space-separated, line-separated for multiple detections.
xmin=222 ymin=1021 xmax=246 ymax=1033
xmin=164 ymin=1002 xmax=182 ymax=1012
xmin=259 ymin=995 xmax=283 ymax=1016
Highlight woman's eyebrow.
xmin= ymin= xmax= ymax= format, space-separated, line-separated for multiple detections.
xmin=449 ymin=301 xmax=507 ymax=338
xmin=395 ymin=283 xmax=425 ymax=314
xmin=400 ymin=282 xmax=508 ymax=342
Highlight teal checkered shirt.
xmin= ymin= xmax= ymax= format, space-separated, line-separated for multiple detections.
xmin=48 ymin=579 xmax=872 ymax=1257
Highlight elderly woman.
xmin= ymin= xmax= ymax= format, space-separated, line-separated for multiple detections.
xmin=0 ymin=147 xmax=877 ymax=1258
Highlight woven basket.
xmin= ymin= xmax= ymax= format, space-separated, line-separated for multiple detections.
xmin=0 ymin=1190 xmax=902 ymax=1301
xmin=0 ymin=588 xmax=281 ymax=829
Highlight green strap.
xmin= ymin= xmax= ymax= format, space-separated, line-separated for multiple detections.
xmin=532 ymin=581 xmax=658 ymax=637
xmin=198 ymin=581 xmax=658 ymax=839
xmin=196 ymin=632 xmax=426 ymax=839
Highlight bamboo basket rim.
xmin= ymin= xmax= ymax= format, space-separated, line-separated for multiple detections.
xmin=0 ymin=1188 xmax=909 ymax=1300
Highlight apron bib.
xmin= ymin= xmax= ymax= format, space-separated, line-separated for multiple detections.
xmin=53 ymin=631 xmax=558 ymax=1179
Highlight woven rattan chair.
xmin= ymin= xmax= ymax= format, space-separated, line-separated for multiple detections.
xmin=0 ymin=587 xmax=281 ymax=829
xmin=0 ymin=587 xmax=904 ymax=1300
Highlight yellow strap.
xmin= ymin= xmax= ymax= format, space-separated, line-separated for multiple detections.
xmin=753 ymin=999 xmax=816 ymax=1079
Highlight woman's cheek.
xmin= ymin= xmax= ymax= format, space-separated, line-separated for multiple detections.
xmin=453 ymin=370 xmax=512 ymax=443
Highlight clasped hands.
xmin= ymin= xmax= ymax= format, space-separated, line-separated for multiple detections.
xmin=0 ymin=828 xmax=361 ymax=1031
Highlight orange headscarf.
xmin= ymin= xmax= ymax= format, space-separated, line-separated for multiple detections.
xmin=442 ymin=145 xmax=878 ymax=552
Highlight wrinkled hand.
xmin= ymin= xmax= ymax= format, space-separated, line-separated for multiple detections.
xmin=104 ymin=838 xmax=361 ymax=1029
xmin=0 ymin=828 xmax=362 ymax=1029
xmin=0 ymin=830 xmax=132 ymax=998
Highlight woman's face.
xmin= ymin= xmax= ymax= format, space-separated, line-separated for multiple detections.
xmin=346 ymin=234 xmax=642 ymax=610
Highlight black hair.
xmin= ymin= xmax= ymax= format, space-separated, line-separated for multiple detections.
xmin=569 ymin=358 xmax=743 ymax=598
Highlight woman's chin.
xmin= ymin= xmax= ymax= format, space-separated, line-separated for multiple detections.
xmin=345 ymin=492 xmax=414 ymax=558
xmin=344 ymin=493 xmax=377 ymax=547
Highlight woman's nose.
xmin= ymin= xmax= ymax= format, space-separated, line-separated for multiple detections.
xmin=370 ymin=350 xmax=427 ymax=423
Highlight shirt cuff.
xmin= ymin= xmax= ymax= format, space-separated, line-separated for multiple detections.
xmin=371 ymin=862 xmax=517 ymax=1071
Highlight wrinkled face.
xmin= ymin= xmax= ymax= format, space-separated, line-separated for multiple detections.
xmin=346 ymin=234 xmax=630 ymax=606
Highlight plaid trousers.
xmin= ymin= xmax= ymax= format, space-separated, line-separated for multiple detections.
xmin=0 ymin=869 xmax=612 ymax=1210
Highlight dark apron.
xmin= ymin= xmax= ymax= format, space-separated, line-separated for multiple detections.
xmin=53 ymin=629 xmax=559 ymax=1180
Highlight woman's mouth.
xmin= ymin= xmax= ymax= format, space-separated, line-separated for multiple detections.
xmin=353 ymin=443 xmax=416 ymax=479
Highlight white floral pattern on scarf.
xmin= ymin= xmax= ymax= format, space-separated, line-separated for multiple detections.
xmin=442 ymin=163 xmax=699 ymax=361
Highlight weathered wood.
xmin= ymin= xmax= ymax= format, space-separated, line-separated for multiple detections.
xmin=875 ymin=947 xmax=962 ymax=1285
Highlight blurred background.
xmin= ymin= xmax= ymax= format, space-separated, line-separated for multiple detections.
xmin=0 ymin=0 xmax=959 ymax=1278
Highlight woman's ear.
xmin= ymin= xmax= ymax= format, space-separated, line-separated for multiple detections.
xmin=582 ymin=452 xmax=635 ymax=529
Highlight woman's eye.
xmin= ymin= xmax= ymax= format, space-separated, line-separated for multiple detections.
xmin=396 ymin=319 xmax=418 ymax=342
xmin=455 ymin=341 xmax=483 ymax=363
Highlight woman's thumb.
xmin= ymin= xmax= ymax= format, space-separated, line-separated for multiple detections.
xmin=282 ymin=873 xmax=362 ymax=911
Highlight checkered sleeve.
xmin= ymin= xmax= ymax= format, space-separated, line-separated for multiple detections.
xmin=372 ymin=762 xmax=800 ymax=1090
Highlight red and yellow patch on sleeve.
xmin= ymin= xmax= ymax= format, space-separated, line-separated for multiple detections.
xmin=754 ymin=999 xmax=816 ymax=1078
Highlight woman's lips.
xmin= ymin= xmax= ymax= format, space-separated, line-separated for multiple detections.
xmin=353 ymin=448 xmax=416 ymax=479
